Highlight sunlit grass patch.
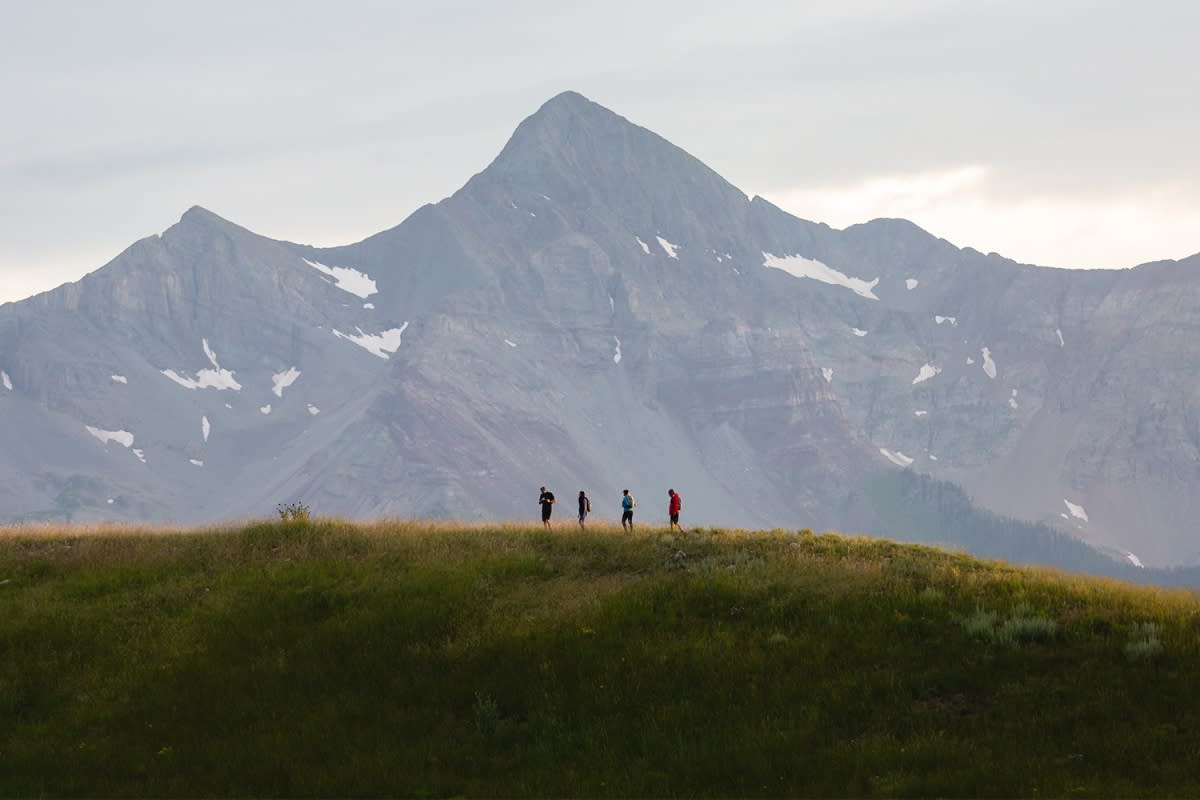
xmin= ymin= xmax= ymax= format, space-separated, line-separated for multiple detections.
xmin=1 ymin=518 xmax=1199 ymax=796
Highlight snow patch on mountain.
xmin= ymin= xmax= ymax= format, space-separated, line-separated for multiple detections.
xmin=822 ymin=368 xmax=833 ymax=383
xmin=635 ymin=236 xmax=650 ymax=255
xmin=905 ymin=278 xmax=919 ymax=290
xmin=162 ymin=340 xmax=242 ymax=391
xmin=1064 ymin=499 xmax=1089 ymax=521
xmin=914 ymin=410 xmax=928 ymax=417
xmin=912 ymin=363 xmax=941 ymax=384
xmin=656 ymin=236 xmax=679 ymax=259
xmin=307 ymin=404 xmax=320 ymax=416
xmin=111 ymin=374 xmax=127 ymax=384
xmin=1057 ymin=328 xmax=1065 ymax=347
xmin=1127 ymin=552 xmax=1144 ymax=568
xmin=880 ymin=448 xmax=914 ymax=467
xmin=981 ymin=347 xmax=997 ymax=379
xmin=272 ymin=367 xmax=301 ymax=398
xmin=504 ymin=339 xmax=517 ymax=348
xmin=132 ymin=448 xmax=146 ymax=464
xmin=613 ymin=337 xmax=622 ymax=365
xmin=303 ymin=258 xmax=378 ymax=299
xmin=201 ymin=416 xmax=210 ymax=442
xmin=190 ymin=459 xmax=204 ymax=467
xmin=1009 ymin=389 xmax=1019 ymax=409
xmin=260 ymin=404 xmax=271 ymax=415
xmin=333 ymin=322 xmax=409 ymax=359
xmin=85 ymin=425 xmax=134 ymax=448
xmin=363 ymin=303 xmax=375 ymax=310
xmin=202 ymin=339 xmax=219 ymax=368
xmin=935 ymin=316 xmax=957 ymax=326
xmin=852 ymin=328 xmax=868 ymax=337
xmin=762 ymin=252 xmax=880 ymax=300
xmin=0 ymin=371 xmax=10 ymax=391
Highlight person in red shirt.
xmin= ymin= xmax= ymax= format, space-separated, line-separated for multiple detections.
xmin=668 ymin=488 xmax=682 ymax=531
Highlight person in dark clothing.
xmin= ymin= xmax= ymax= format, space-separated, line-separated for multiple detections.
xmin=578 ymin=490 xmax=591 ymax=529
xmin=668 ymin=488 xmax=682 ymax=531
xmin=621 ymin=489 xmax=635 ymax=531
xmin=538 ymin=486 xmax=556 ymax=529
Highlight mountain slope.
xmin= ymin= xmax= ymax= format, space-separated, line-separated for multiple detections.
xmin=1 ymin=90 xmax=1198 ymax=568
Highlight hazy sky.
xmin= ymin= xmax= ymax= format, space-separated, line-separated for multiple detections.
xmin=2 ymin=0 xmax=1198 ymax=304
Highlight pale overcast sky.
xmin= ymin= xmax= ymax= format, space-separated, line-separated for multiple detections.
xmin=2 ymin=0 xmax=1198 ymax=303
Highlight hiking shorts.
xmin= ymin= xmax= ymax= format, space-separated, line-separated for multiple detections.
xmin=622 ymin=510 xmax=633 ymax=524
xmin=542 ymin=506 xmax=552 ymax=521
xmin=670 ymin=513 xmax=680 ymax=524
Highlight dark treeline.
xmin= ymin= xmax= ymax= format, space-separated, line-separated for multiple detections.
xmin=859 ymin=470 xmax=1200 ymax=588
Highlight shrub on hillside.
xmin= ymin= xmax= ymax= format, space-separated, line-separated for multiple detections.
xmin=1125 ymin=621 xmax=1164 ymax=661
xmin=961 ymin=603 xmax=1058 ymax=645
xmin=277 ymin=501 xmax=311 ymax=523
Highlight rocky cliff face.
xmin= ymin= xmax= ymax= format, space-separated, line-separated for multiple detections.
xmin=1 ymin=91 xmax=1197 ymax=567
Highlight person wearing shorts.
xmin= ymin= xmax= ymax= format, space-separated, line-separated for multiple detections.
xmin=668 ymin=488 xmax=682 ymax=531
xmin=538 ymin=486 xmax=556 ymax=528
xmin=621 ymin=489 xmax=635 ymax=531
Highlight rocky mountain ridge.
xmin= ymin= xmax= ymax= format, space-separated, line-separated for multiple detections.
xmin=2 ymin=91 xmax=1197 ymax=567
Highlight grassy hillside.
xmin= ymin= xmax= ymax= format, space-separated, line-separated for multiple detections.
xmin=2 ymin=519 xmax=1199 ymax=797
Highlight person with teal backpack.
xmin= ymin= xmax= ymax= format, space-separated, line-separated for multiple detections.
xmin=621 ymin=489 xmax=636 ymax=531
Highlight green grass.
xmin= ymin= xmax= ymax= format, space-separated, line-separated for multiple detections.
xmin=2 ymin=519 xmax=1199 ymax=797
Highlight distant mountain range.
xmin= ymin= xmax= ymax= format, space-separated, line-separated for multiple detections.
xmin=2 ymin=90 xmax=1198 ymax=573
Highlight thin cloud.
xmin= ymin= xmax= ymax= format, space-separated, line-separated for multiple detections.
xmin=762 ymin=167 xmax=1200 ymax=268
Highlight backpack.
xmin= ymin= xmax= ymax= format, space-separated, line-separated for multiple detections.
xmin=585 ymin=497 xmax=591 ymax=512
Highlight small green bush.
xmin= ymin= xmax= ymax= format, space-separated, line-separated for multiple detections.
xmin=918 ymin=586 xmax=945 ymax=604
xmin=995 ymin=614 xmax=1058 ymax=644
xmin=277 ymin=501 xmax=311 ymax=522
xmin=1126 ymin=621 xmax=1164 ymax=661
xmin=473 ymin=690 xmax=500 ymax=735
xmin=962 ymin=605 xmax=1057 ymax=645
xmin=962 ymin=608 xmax=998 ymax=638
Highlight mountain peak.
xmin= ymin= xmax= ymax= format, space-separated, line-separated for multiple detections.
xmin=167 ymin=206 xmax=261 ymax=244
xmin=465 ymin=91 xmax=749 ymax=232
xmin=178 ymin=205 xmax=238 ymax=229
xmin=495 ymin=90 xmax=634 ymax=160
xmin=537 ymin=89 xmax=595 ymax=113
